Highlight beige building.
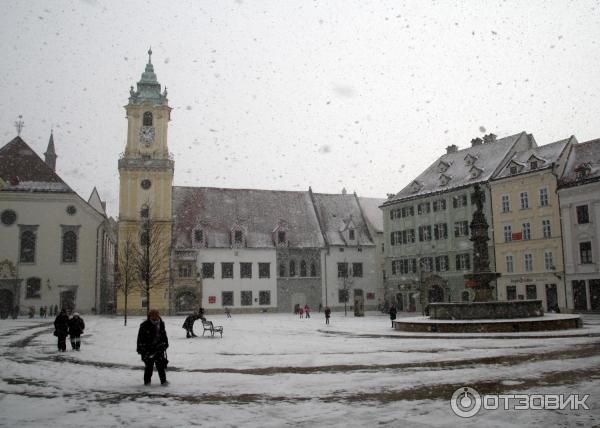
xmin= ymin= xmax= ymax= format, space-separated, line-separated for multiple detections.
xmin=491 ymin=138 xmax=574 ymax=311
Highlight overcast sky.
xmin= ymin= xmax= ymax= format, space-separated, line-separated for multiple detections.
xmin=1 ymin=0 xmax=599 ymax=217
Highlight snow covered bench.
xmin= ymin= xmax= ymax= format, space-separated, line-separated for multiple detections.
xmin=202 ymin=320 xmax=223 ymax=338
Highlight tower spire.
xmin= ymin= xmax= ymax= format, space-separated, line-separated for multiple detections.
xmin=14 ymin=115 xmax=24 ymax=136
xmin=44 ymin=129 xmax=57 ymax=171
xmin=148 ymin=47 xmax=152 ymax=64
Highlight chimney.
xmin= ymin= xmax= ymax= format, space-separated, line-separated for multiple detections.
xmin=471 ymin=138 xmax=483 ymax=147
xmin=446 ymin=144 xmax=458 ymax=154
xmin=44 ymin=131 xmax=57 ymax=171
xmin=483 ymin=133 xmax=497 ymax=144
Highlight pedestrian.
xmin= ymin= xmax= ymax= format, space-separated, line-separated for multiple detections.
xmin=137 ymin=309 xmax=169 ymax=386
xmin=224 ymin=307 xmax=231 ymax=318
xmin=389 ymin=305 xmax=397 ymax=328
xmin=39 ymin=306 xmax=44 ymax=318
xmin=182 ymin=314 xmax=198 ymax=338
xmin=53 ymin=309 xmax=69 ymax=351
xmin=324 ymin=306 xmax=331 ymax=325
xmin=319 ymin=303 xmax=322 ymax=313
xmin=28 ymin=306 xmax=35 ymax=318
xmin=68 ymin=313 xmax=85 ymax=351
xmin=304 ymin=304 xmax=311 ymax=318
xmin=198 ymin=307 xmax=206 ymax=321
xmin=44 ymin=306 xmax=48 ymax=318
xmin=299 ymin=307 xmax=304 ymax=319
xmin=294 ymin=303 xmax=299 ymax=314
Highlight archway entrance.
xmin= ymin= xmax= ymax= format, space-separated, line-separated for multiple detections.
xmin=0 ymin=289 xmax=14 ymax=319
xmin=425 ymin=275 xmax=447 ymax=304
xmin=176 ymin=290 xmax=198 ymax=313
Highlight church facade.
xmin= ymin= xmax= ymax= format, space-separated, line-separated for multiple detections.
xmin=117 ymin=53 xmax=384 ymax=315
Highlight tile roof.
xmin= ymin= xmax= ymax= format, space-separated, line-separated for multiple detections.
xmin=0 ymin=136 xmax=71 ymax=193
xmin=560 ymin=138 xmax=600 ymax=186
xmin=172 ymin=187 xmax=325 ymax=249
xmin=494 ymin=138 xmax=572 ymax=179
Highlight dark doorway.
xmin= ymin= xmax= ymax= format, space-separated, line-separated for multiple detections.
xmin=590 ymin=279 xmax=600 ymax=311
xmin=60 ymin=290 xmax=76 ymax=314
xmin=176 ymin=291 xmax=197 ymax=313
xmin=545 ymin=284 xmax=558 ymax=311
xmin=395 ymin=293 xmax=403 ymax=311
xmin=572 ymin=280 xmax=587 ymax=311
xmin=0 ymin=289 xmax=14 ymax=319
xmin=408 ymin=293 xmax=417 ymax=312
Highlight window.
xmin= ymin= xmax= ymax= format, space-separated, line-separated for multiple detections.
xmin=310 ymin=263 xmax=317 ymax=277
xmin=418 ymin=225 xmax=432 ymax=241
xmin=241 ymin=262 xmax=252 ymax=278
xmin=1 ymin=209 xmax=17 ymax=225
xmin=420 ymin=257 xmax=433 ymax=273
xmin=221 ymin=262 xmax=233 ymax=279
xmin=141 ymin=179 xmax=152 ymax=190
xmin=453 ymin=194 xmax=467 ymax=208
xmin=140 ymin=205 xmax=149 ymax=218
xmin=433 ymin=199 xmax=446 ymax=212
xmin=279 ymin=263 xmax=286 ymax=277
xmin=259 ymin=291 xmax=271 ymax=305
xmin=194 ymin=229 xmax=203 ymax=243
xmin=580 ymin=242 xmax=592 ymax=264
xmin=141 ymin=296 xmax=148 ymax=308
xmin=259 ymin=263 xmax=270 ymax=278
xmin=525 ymin=284 xmax=536 ymax=300
xmin=434 ymin=223 xmax=448 ymax=240
xmin=25 ymin=277 xmax=41 ymax=298
xmin=222 ymin=291 xmax=233 ymax=306
xmin=539 ymin=188 xmax=548 ymax=207
xmin=401 ymin=229 xmax=415 ymax=244
xmin=391 ymin=260 xmax=400 ymax=276
xmin=352 ymin=263 xmax=363 ymax=277
xmin=576 ymin=205 xmax=589 ymax=224
xmin=66 ymin=205 xmax=77 ymax=215
xmin=417 ymin=202 xmax=431 ymax=215
xmin=522 ymin=222 xmax=531 ymax=240
xmin=348 ymin=229 xmax=355 ymax=240
xmin=277 ymin=230 xmax=286 ymax=244
xmin=234 ymin=230 xmax=243 ymax=244
xmin=544 ymin=251 xmax=554 ymax=271
xmin=179 ymin=263 xmax=193 ymax=278
xmin=241 ymin=290 xmax=252 ymax=306
xmin=520 ymin=192 xmax=529 ymax=209
xmin=62 ymin=230 xmax=78 ymax=263
xmin=338 ymin=289 xmax=349 ymax=303
xmin=19 ymin=228 xmax=37 ymax=263
xmin=143 ymin=111 xmax=153 ymax=126
xmin=506 ymin=286 xmax=517 ymax=300
xmin=510 ymin=166 xmax=518 ymax=175
xmin=394 ymin=259 xmax=416 ymax=275
xmin=506 ymin=255 xmax=514 ymax=273
xmin=524 ymin=254 xmax=533 ymax=272
xmin=337 ymin=262 xmax=348 ymax=278
xmin=435 ymin=256 xmax=449 ymax=272
xmin=297 ymin=260 xmax=306 ymax=277
xmin=504 ymin=225 xmax=512 ymax=242
xmin=454 ymin=221 xmax=469 ymax=238
xmin=456 ymin=253 xmax=471 ymax=270
xmin=202 ymin=263 xmax=215 ymax=278
xmin=402 ymin=206 xmax=414 ymax=217
xmin=501 ymin=195 xmax=510 ymax=213
xmin=542 ymin=219 xmax=551 ymax=238
xmin=530 ymin=160 xmax=538 ymax=170
xmin=289 ymin=260 xmax=296 ymax=277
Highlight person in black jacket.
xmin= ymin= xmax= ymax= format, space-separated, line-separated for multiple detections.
xmin=182 ymin=314 xmax=198 ymax=338
xmin=54 ymin=309 xmax=69 ymax=351
xmin=137 ymin=309 xmax=169 ymax=385
xmin=389 ymin=305 xmax=397 ymax=327
xmin=68 ymin=313 xmax=85 ymax=351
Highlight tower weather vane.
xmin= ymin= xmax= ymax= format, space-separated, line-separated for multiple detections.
xmin=14 ymin=115 xmax=24 ymax=136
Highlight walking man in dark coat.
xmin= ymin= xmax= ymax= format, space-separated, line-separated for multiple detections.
xmin=389 ymin=305 xmax=397 ymax=327
xmin=324 ymin=306 xmax=331 ymax=325
xmin=182 ymin=314 xmax=198 ymax=338
xmin=137 ymin=309 xmax=169 ymax=386
xmin=53 ymin=309 xmax=69 ymax=351
xmin=68 ymin=313 xmax=85 ymax=350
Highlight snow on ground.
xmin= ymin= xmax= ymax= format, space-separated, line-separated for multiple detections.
xmin=0 ymin=312 xmax=599 ymax=427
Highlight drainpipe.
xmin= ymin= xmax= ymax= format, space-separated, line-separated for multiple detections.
xmin=95 ymin=221 xmax=103 ymax=314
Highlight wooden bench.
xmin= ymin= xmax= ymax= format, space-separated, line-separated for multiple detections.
xmin=202 ymin=320 xmax=223 ymax=338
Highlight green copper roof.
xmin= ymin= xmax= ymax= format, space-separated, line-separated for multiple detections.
xmin=129 ymin=48 xmax=168 ymax=106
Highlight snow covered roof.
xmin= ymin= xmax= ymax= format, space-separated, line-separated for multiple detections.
xmin=560 ymin=137 xmax=600 ymax=186
xmin=494 ymin=138 xmax=571 ymax=179
xmin=172 ymin=187 xmax=325 ymax=249
xmin=357 ymin=197 xmax=385 ymax=233
xmin=311 ymin=193 xmax=376 ymax=246
xmin=385 ymin=132 xmax=534 ymax=204
xmin=0 ymin=136 xmax=72 ymax=193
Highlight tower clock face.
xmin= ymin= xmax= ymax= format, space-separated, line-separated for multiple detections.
xmin=139 ymin=126 xmax=155 ymax=146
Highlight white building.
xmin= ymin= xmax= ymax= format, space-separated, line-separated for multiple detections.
xmin=0 ymin=134 xmax=116 ymax=316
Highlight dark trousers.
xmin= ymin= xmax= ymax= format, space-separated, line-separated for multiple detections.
xmin=185 ymin=328 xmax=196 ymax=338
xmin=57 ymin=334 xmax=67 ymax=351
xmin=70 ymin=335 xmax=81 ymax=350
xmin=325 ymin=317 xmax=330 ymax=325
xmin=144 ymin=357 xmax=167 ymax=384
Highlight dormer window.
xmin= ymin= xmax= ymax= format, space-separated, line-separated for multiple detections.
xmin=439 ymin=174 xmax=451 ymax=186
xmin=510 ymin=166 xmax=518 ymax=175
xmin=575 ymin=163 xmax=591 ymax=180
xmin=469 ymin=166 xmax=483 ymax=179
xmin=349 ymin=229 xmax=355 ymax=240
xmin=143 ymin=111 xmax=153 ymax=126
xmin=530 ymin=161 xmax=538 ymax=170
xmin=438 ymin=160 xmax=450 ymax=173
xmin=278 ymin=230 xmax=286 ymax=244
xmin=464 ymin=154 xmax=478 ymax=166
xmin=410 ymin=180 xmax=423 ymax=193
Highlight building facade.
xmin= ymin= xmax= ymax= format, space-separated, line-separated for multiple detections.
xmin=491 ymin=138 xmax=573 ymax=311
xmin=558 ymin=138 xmax=600 ymax=311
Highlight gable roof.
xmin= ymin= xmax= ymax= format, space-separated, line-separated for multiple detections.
xmin=560 ymin=137 xmax=600 ymax=186
xmin=357 ymin=196 xmax=385 ymax=233
xmin=0 ymin=136 xmax=71 ymax=193
xmin=385 ymin=132 xmax=533 ymax=204
xmin=172 ymin=187 xmax=325 ymax=249
xmin=494 ymin=138 xmax=571 ymax=179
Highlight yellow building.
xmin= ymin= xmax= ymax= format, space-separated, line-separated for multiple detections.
xmin=491 ymin=138 xmax=574 ymax=311
xmin=117 ymin=49 xmax=173 ymax=315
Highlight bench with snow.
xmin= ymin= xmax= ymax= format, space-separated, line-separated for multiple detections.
xmin=202 ymin=320 xmax=223 ymax=338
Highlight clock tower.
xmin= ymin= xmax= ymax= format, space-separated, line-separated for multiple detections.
xmin=117 ymin=48 xmax=174 ymax=314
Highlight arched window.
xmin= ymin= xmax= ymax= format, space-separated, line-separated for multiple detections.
xmin=140 ymin=205 xmax=149 ymax=219
xmin=289 ymin=260 xmax=296 ymax=277
xmin=26 ymin=277 xmax=41 ymax=298
xmin=310 ymin=262 xmax=317 ymax=277
xmin=143 ymin=111 xmax=153 ymax=126
xmin=20 ymin=230 xmax=36 ymax=263
xmin=279 ymin=263 xmax=286 ymax=277
xmin=300 ymin=260 xmax=307 ymax=277
xmin=62 ymin=231 xmax=78 ymax=263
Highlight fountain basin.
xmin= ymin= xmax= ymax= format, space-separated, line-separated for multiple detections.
xmin=429 ymin=300 xmax=544 ymax=320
